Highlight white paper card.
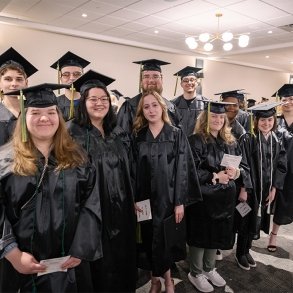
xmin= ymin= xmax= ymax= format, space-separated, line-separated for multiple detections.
xmin=236 ymin=202 xmax=252 ymax=217
xmin=37 ymin=255 xmax=71 ymax=276
xmin=136 ymin=199 xmax=152 ymax=222
xmin=220 ymin=154 xmax=242 ymax=169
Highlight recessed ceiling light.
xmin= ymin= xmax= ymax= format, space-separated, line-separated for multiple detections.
xmin=291 ymin=61 xmax=293 ymax=64
xmin=268 ymin=30 xmax=273 ymax=34
xmin=154 ymin=30 xmax=159 ymax=34
xmin=265 ymin=55 xmax=270 ymax=58
xmin=82 ymin=13 xmax=87 ymax=18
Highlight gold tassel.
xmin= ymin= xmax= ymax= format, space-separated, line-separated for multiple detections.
xmin=0 ymin=90 xmax=3 ymax=102
xmin=249 ymin=111 xmax=255 ymax=136
xmin=174 ymin=74 xmax=179 ymax=97
xmin=19 ymin=90 xmax=27 ymax=142
xmin=57 ymin=62 xmax=60 ymax=95
xmin=206 ymin=102 xmax=211 ymax=133
xmin=69 ymin=83 xmax=75 ymax=120
xmin=139 ymin=63 xmax=143 ymax=93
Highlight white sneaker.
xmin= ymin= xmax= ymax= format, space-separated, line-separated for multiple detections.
xmin=203 ymin=269 xmax=226 ymax=287
xmin=215 ymin=249 xmax=223 ymax=261
xmin=188 ymin=273 xmax=214 ymax=292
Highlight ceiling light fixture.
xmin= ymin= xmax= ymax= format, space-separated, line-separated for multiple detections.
xmin=185 ymin=13 xmax=250 ymax=52
xmin=82 ymin=13 xmax=87 ymax=18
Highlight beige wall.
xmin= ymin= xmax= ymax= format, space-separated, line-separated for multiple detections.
xmin=0 ymin=23 xmax=289 ymax=101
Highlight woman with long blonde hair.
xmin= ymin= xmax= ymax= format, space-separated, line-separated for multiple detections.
xmin=133 ymin=91 xmax=201 ymax=293
xmin=186 ymin=101 xmax=251 ymax=292
xmin=0 ymin=84 xmax=102 ymax=292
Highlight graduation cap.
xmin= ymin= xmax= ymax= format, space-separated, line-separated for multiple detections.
xmin=215 ymin=89 xmax=246 ymax=101
xmin=204 ymin=100 xmax=236 ymax=114
xmin=0 ymin=47 xmax=38 ymax=78
xmin=73 ymin=70 xmax=115 ymax=94
xmin=110 ymin=89 xmax=123 ymax=100
xmin=7 ymin=83 xmax=69 ymax=142
xmin=247 ymin=101 xmax=283 ymax=118
xmin=272 ymin=84 xmax=293 ymax=98
xmin=247 ymin=98 xmax=256 ymax=102
xmin=174 ymin=66 xmax=202 ymax=79
xmin=133 ymin=58 xmax=170 ymax=72
xmin=50 ymin=51 xmax=90 ymax=70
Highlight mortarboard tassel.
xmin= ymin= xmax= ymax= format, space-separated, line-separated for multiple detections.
xmin=69 ymin=83 xmax=75 ymax=120
xmin=206 ymin=102 xmax=211 ymax=133
xmin=139 ymin=63 xmax=143 ymax=93
xmin=19 ymin=90 xmax=27 ymax=142
xmin=249 ymin=111 xmax=255 ymax=136
xmin=174 ymin=74 xmax=179 ymax=97
xmin=57 ymin=62 xmax=60 ymax=95
xmin=0 ymin=90 xmax=3 ymax=102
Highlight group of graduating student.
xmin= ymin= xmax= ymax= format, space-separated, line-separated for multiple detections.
xmin=0 ymin=46 xmax=292 ymax=293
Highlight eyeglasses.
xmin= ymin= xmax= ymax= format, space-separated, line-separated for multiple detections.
xmin=182 ymin=78 xmax=197 ymax=83
xmin=142 ymin=74 xmax=162 ymax=80
xmin=61 ymin=71 xmax=83 ymax=78
xmin=281 ymin=97 xmax=293 ymax=103
xmin=86 ymin=96 xmax=109 ymax=104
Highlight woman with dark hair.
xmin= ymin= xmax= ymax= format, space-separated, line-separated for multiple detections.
xmin=238 ymin=102 xmax=287 ymax=268
xmin=68 ymin=70 xmax=137 ymax=292
xmin=0 ymin=47 xmax=37 ymax=145
xmin=132 ymin=90 xmax=201 ymax=293
xmin=0 ymin=84 xmax=102 ymax=292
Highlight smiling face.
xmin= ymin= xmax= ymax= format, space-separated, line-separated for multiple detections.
xmin=180 ymin=75 xmax=197 ymax=94
xmin=281 ymin=96 xmax=293 ymax=113
xmin=223 ymin=96 xmax=239 ymax=121
xmin=60 ymin=66 xmax=83 ymax=85
xmin=141 ymin=70 xmax=163 ymax=94
xmin=85 ymin=87 xmax=110 ymax=123
xmin=209 ymin=112 xmax=226 ymax=133
xmin=26 ymin=106 xmax=59 ymax=143
xmin=0 ymin=69 xmax=28 ymax=94
xmin=257 ymin=116 xmax=275 ymax=135
xmin=142 ymin=94 xmax=163 ymax=124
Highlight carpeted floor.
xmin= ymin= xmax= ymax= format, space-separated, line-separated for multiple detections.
xmin=136 ymin=222 xmax=293 ymax=292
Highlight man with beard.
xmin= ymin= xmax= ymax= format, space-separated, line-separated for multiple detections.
xmin=172 ymin=66 xmax=205 ymax=136
xmin=117 ymin=59 xmax=181 ymax=133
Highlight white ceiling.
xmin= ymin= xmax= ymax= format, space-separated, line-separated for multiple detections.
xmin=1 ymin=0 xmax=293 ymax=72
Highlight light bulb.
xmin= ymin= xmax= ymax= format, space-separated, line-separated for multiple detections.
xmin=185 ymin=37 xmax=198 ymax=49
xmin=222 ymin=31 xmax=233 ymax=42
xmin=223 ymin=43 xmax=233 ymax=51
xmin=199 ymin=33 xmax=210 ymax=43
xmin=238 ymin=35 xmax=249 ymax=47
xmin=204 ymin=43 xmax=213 ymax=51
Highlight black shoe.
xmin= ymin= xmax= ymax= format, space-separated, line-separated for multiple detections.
xmin=246 ymin=253 xmax=257 ymax=267
xmin=235 ymin=255 xmax=250 ymax=270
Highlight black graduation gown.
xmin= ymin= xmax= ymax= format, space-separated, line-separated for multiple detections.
xmin=133 ymin=124 xmax=201 ymax=276
xmin=274 ymin=117 xmax=293 ymax=225
xmin=186 ymin=134 xmax=251 ymax=249
xmin=239 ymin=132 xmax=287 ymax=238
xmin=236 ymin=109 xmax=250 ymax=132
xmin=171 ymin=95 xmax=205 ymax=137
xmin=117 ymin=93 xmax=181 ymax=133
xmin=230 ymin=119 xmax=246 ymax=140
xmin=0 ymin=104 xmax=17 ymax=146
xmin=57 ymin=94 xmax=80 ymax=121
xmin=68 ymin=122 xmax=137 ymax=292
xmin=0 ymin=143 xmax=102 ymax=292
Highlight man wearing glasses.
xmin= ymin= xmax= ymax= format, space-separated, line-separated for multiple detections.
xmin=117 ymin=59 xmax=181 ymax=133
xmin=172 ymin=66 xmax=205 ymax=136
xmin=50 ymin=51 xmax=90 ymax=120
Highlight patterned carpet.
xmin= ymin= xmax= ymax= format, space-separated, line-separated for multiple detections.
xmin=136 ymin=223 xmax=293 ymax=292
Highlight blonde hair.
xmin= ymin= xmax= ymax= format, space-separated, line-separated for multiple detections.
xmin=194 ymin=111 xmax=236 ymax=144
xmin=12 ymin=109 xmax=87 ymax=176
xmin=133 ymin=90 xmax=171 ymax=133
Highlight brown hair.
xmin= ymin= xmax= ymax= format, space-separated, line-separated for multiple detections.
xmin=253 ymin=115 xmax=277 ymax=133
xmin=133 ymin=90 xmax=171 ymax=133
xmin=194 ymin=111 xmax=236 ymax=144
xmin=0 ymin=64 xmax=27 ymax=79
xmin=12 ymin=109 xmax=87 ymax=175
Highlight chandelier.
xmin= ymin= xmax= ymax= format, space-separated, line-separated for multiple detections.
xmin=185 ymin=13 xmax=250 ymax=52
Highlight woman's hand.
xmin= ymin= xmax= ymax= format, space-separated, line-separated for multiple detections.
xmin=225 ymin=167 xmax=237 ymax=179
xmin=174 ymin=204 xmax=184 ymax=223
xmin=5 ymin=248 xmax=46 ymax=274
xmin=217 ymin=171 xmax=230 ymax=185
xmin=238 ymin=187 xmax=248 ymax=202
xmin=61 ymin=256 xmax=81 ymax=270
xmin=266 ymin=186 xmax=276 ymax=205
